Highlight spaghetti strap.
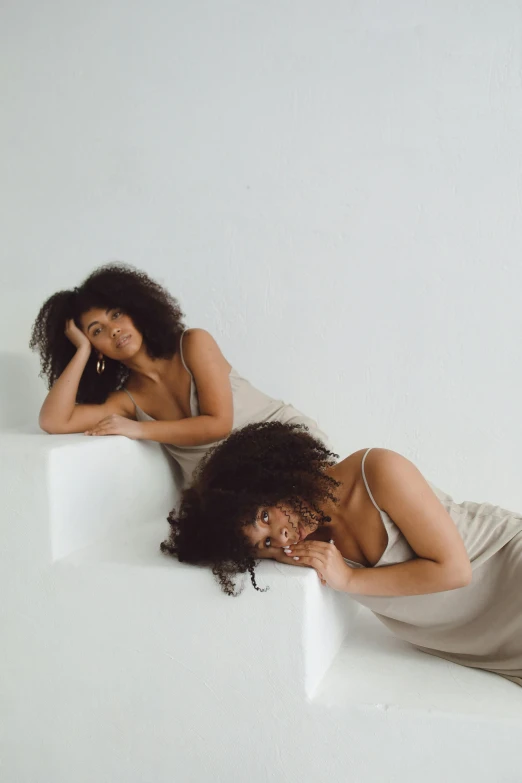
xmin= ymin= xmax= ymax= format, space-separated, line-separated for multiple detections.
xmin=123 ymin=388 xmax=137 ymax=407
xmin=361 ymin=448 xmax=382 ymax=513
xmin=179 ymin=329 xmax=192 ymax=375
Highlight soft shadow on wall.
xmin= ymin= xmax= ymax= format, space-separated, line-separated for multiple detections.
xmin=0 ymin=352 xmax=46 ymax=431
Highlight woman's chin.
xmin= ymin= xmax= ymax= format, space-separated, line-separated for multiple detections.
xmin=111 ymin=341 xmax=142 ymax=362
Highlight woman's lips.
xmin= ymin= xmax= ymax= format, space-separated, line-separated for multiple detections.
xmin=116 ymin=334 xmax=131 ymax=349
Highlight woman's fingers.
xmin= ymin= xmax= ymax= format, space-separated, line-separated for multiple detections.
xmin=281 ymin=541 xmax=339 ymax=586
xmin=281 ymin=539 xmax=351 ymax=592
xmin=85 ymin=416 xmax=114 ymax=435
xmin=64 ymin=319 xmax=91 ymax=350
xmin=257 ymin=546 xmax=288 ymax=563
xmin=284 ymin=540 xmax=335 ymax=557
xmin=282 ymin=553 xmax=327 ymax=573
xmin=85 ymin=414 xmax=138 ymax=439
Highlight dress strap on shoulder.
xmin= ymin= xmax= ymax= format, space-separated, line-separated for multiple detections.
xmin=179 ymin=329 xmax=193 ymax=375
xmin=361 ymin=448 xmax=383 ymax=513
xmin=123 ymin=388 xmax=137 ymax=406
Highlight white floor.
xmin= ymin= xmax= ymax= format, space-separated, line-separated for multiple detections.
xmin=315 ymin=608 xmax=522 ymax=721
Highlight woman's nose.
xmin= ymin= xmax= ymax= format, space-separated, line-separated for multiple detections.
xmin=276 ymin=527 xmax=290 ymax=545
xmin=112 ymin=325 xmax=121 ymax=337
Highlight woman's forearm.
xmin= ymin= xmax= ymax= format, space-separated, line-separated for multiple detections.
xmin=347 ymin=557 xmax=472 ymax=597
xmin=136 ymin=415 xmax=232 ymax=447
xmin=39 ymin=347 xmax=91 ymax=431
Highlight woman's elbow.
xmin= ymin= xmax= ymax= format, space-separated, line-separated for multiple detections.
xmin=445 ymin=560 xmax=473 ymax=590
xmin=39 ymin=414 xmax=54 ymax=433
xmin=214 ymin=416 xmax=233 ymax=441
xmin=459 ymin=562 xmax=473 ymax=587
xmin=39 ymin=415 xmax=67 ymax=434
xmin=218 ymin=422 xmax=233 ymax=440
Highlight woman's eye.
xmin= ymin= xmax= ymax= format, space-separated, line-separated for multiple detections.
xmin=262 ymin=511 xmax=269 ymax=523
xmin=265 ymin=537 xmax=271 ymax=548
xmin=93 ymin=328 xmax=101 ymax=336
xmin=112 ymin=311 xmax=121 ymax=319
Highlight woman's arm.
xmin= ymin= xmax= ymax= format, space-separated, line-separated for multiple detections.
xmin=284 ymin=449 xmax=472 ymax=596
xmin=39 ymin=320 xmax=133 ymax=433
xmin=86 ymin=329 xmax=234 ymax=445
xmin=353 ymin=449 xmax=472 ymax=594
xmin=140 ymin=328 xmax=233 ymax=444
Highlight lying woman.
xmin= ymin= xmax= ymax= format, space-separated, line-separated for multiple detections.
xmin=162 ymin=421 xmax=522 ymax=686
xmin=30 ymin=264 xmax=327 ymax=485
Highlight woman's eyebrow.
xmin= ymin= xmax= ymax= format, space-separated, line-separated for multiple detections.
xmin=87 ymin=308 xmax=112 ymax=331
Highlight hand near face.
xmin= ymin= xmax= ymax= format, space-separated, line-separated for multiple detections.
xmin=281 ymin=540 xmax=354 ymax=591
xmin=65 ymin=319 xmax=91 ymax=351
xmin=256 ymin=545 xmax=291 ymax=564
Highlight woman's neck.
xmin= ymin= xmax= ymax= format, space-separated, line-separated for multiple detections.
xmin=123 ymin=348 xmax=173 ymax=382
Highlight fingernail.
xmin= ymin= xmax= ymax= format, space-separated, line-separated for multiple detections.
xmin=329 ymin=539 xmax=334 ymax=544
xmin=293 ymin=556 xmax=299 ymax=561
xmin=284 ymin=548 xmax=292 ymax=554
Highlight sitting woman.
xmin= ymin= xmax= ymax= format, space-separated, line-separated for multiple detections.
xmin=30 ymin=264 xmax=327 ymax=485
xmin=162 ymin=421 xmax=522 ymax=687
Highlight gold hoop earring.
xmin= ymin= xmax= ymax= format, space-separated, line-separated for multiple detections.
xmin=96 ymin=358 xmax=106 ymax=375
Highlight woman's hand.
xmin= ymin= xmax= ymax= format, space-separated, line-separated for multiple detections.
xmin=85 ymin=414 xmax=143 ymax=440
xmin=282 ymin=540 xmax=354 ymax=591
xmin=65 ymin=319 xmax=91 ymax=351
xmin=256 ymin=545 xmax=291 ymax=564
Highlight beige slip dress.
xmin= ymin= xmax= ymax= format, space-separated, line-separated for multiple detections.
xmin=124 ymin=329 xmax=329 ymax=486
xmin=345 ymin=448 xmax=522 ymax=686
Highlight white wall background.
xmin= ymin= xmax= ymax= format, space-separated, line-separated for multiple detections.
xmin=2 ymin=0 xmax=522 ymax=508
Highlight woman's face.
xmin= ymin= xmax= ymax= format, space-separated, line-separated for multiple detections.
xmin=243 ymin=505 xmax=313 ymax=552
xmin=79 ymin=307 xmax=143 ymax=361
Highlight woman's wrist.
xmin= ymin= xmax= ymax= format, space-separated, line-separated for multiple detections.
xmin=132 ymin=421 xmax=147 ymax=440
xmin=72 ymin=345 xmax=92 ymax=367
xmin=340 ymin=563 xmax=356 ymax=593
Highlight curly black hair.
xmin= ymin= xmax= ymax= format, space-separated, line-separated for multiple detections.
xmin=161 ymin=421 xmax=340 ymax=595
xmin=29 ymin=263 xmax=185 ymax=404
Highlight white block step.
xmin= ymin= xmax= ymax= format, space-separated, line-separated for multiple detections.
xmin=1 ymin=432 xmax=179 ymax=562
xmin=0 ymin=431 xmax=179 ymax=614
xmin=62 ymin=518 xmax=357 ymax=697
